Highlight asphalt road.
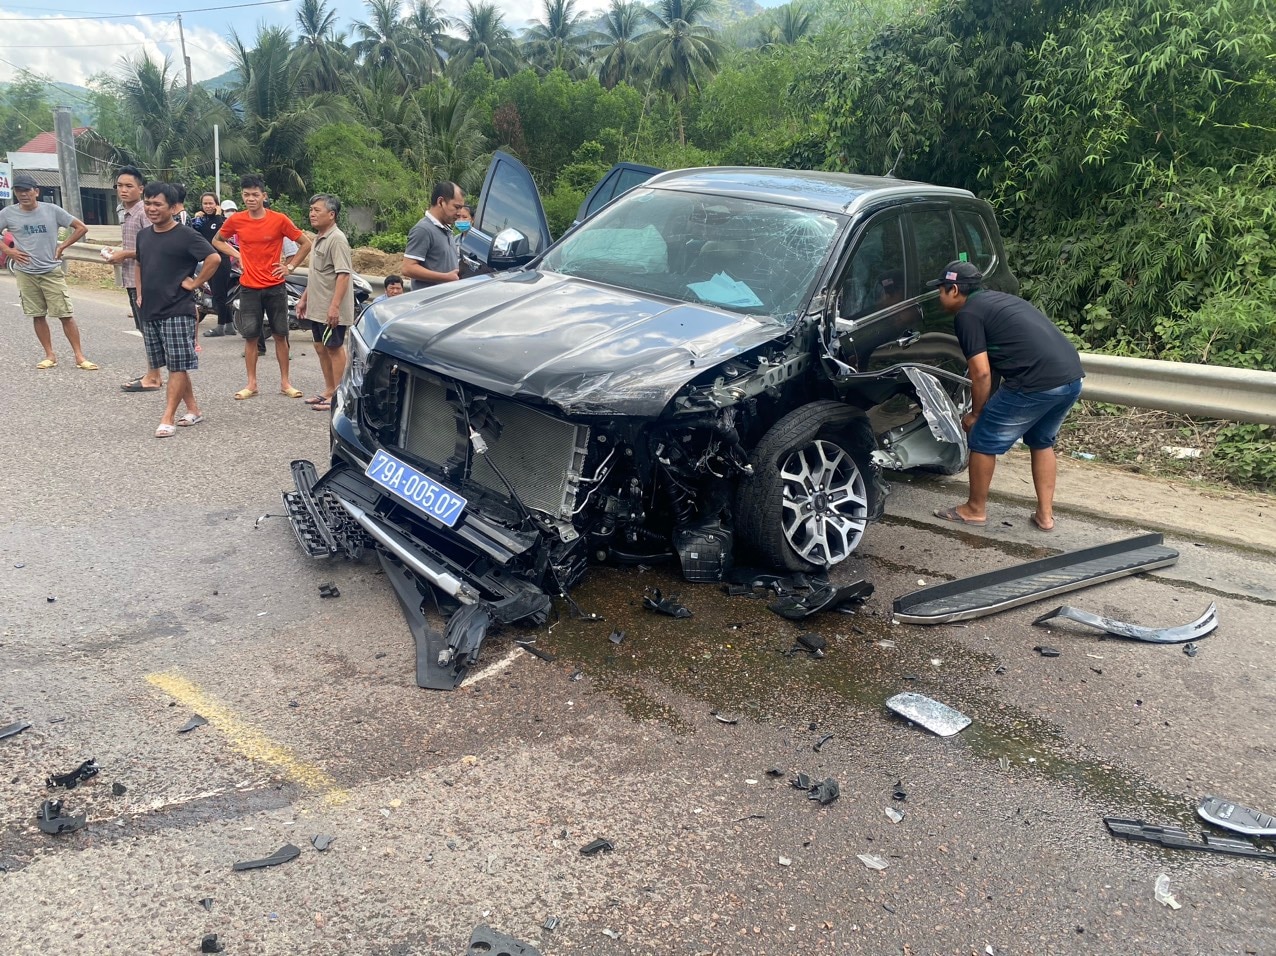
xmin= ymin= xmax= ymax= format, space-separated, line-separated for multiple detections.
xmin=1 ymin=279 xmax=1273 ymax=956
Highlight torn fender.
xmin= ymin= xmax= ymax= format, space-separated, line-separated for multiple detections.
xmin=1033 ymin=603 xmax=1217 ymax=644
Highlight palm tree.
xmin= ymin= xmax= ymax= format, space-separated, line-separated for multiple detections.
xmin=447 ymin=1 xmax=521 ymax=79
xmin=415 ymin=83 xmax=489 ymax=193
xmin=349 ymin=66 xmax=425 ymax=165
xmin=524 ymin=0 xmax=596 ymax=77
xmin=596 ymin=0 xmax=647 ymax=89
xmin=641 ymin=0 xmax=722 ymax=142
xmin=403 ymin=0 xmax=454 ymax=82
xmin=777 ymin=1 xmax=814 ymax=44
xmin=352 ymin=0 xmax=422 ymax=88
xmin=293 ymin=0 xmax=348 ymax=94
xmin=231 ymin=25 xmax=338 ymax=195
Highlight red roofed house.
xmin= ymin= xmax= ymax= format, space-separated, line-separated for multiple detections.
xmin=7 ymin=126 xmax=117 ymax=224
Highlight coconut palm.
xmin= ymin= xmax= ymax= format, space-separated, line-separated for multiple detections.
xmin=447 ymin=1 xmax=521 ymax=79
xmin=524 ymin=0 xmax=596 ymax=77
xmin=293 ymin=0 xmax=349 ymax=94
xmin=641 ymin=0 xmax=722 ymax=142
xmin=352 ymin=0 xmax=422 ymax=88
xmin=415 ymin=83 xmax=489 ymax=193
xmin=231 ymin=25 xmax=338 ymax=195
xmin=348 ymin=66 xmax=425 ymax=164
xmin=403 ymin=0 xmax=454 ymax=82
xmin=777 ymin=1 xmax=814 ymax=44
xmin=596 ymin=0 xmax=647 ymax=89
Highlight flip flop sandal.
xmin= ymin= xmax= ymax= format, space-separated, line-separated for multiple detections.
xmin=76 ymin=360 xmax=99 ymax=370
xmin=303 ymin=395 xmax=326 ymax=405
xmin=36 ymin=359 xmax=57 ymax=369
xmin=1030 ymin=514 xmax=1055 ymax=532
xmin=311 ymin=401 xmax=332 ymax=412
xmin=154 ymin=424 xmax=177 ymax=438
xmin=176 ymin=413 xmax=204 ymax=427
xmin=933 ymin=506 xmax=986 ymax=526
xmin=121 ymin=379 xmax=161 ymax=392
xmin=234 ymin=388 xmax=259 ymax=400
xmin=280 ymin=387 xmax=304 ymax=398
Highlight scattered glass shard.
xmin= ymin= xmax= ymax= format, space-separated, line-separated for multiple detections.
xmin=1154 ymin=874 xmax=1181 ymax=909
xmin=885 ymin=693 xmax=971 ymax=737
xmin=884 ymin=807 xmax=904 ymax=824
xmin=857 ymin=853 xmax=890 ymax=870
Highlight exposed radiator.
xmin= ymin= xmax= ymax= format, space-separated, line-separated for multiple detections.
xmin=400 ymin=374 xmax=588 ymax=519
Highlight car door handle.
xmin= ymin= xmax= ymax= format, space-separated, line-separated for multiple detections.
xmin=895 ymin=329 xmax=922 ymax=348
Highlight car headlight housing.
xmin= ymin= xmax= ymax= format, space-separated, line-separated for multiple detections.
xmin=344 ymin=324 xmax=370 ymax=393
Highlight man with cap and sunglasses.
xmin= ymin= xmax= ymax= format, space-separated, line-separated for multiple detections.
xmin=929 ymin=260 xmax=1084 ymax=532
xmin=0 ymin=172 xmax=96 ymax=370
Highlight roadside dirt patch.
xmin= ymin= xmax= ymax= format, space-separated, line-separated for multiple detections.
xmin=1056 ymin=402 xmax=1229 ymax=483
xmin=64 ymin=260 xmax=116 ymax=286
xmin=352 ymin=248 xmax=399 ymax=276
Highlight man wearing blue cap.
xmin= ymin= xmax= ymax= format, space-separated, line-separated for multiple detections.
xmin=929 ymin=260 xmax=1083 ymax=532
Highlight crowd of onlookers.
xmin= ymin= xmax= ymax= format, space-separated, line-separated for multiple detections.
xmin=2 ymin=165 xmax=473 ymax=439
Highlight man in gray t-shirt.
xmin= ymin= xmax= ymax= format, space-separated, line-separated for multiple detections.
xmin=0 ymin=174 xmax=96 ymax=369
xmin=401 ymin=181 xmax=464 ymax=291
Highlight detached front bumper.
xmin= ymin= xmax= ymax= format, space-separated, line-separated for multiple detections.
xmin=284 ymin=459 xmax=552 ymax=689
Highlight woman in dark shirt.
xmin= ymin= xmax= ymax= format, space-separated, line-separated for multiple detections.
xmin=192 ymin=192 xmax=235 ymax=336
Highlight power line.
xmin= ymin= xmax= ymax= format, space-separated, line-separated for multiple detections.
xmin=0 ymin=0 xmax=290 ymax=21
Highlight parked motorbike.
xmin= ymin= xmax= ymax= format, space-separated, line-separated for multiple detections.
xmin=198 ymin=267 xmax=371 ymax=329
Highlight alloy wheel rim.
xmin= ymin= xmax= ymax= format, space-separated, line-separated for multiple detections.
xmin=779 ymin=439 xmax=868 ymax=565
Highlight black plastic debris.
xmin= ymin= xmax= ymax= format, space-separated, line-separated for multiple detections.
xmin=200 ymin=898 xmax=214 ymax=912
xmin=994 ymin=665 xmax=1006 ymax=675
xmin=808 ymin=777 xmax=841 ymax=805
xmin=46 ymin=596 xmax=56 ymax=603
xmin=46 ymin=759 xmax=99 ymax=790
xmin=312 ymin=834 xmax=335 ymax=852
xmin=608 ymin=629 xmax=625 ymax=645
xmin=643 ymin=588 xmax=692 ymax=618
xmin=178 ymin=715 xmax=209 ymax=734
xmin=766 ymin=767 xmax=785 ymax=777
xmin=1197 ymin=796 xmax=1276 ymax=837
xmin=711 ymin=711 xmax=739 ymax=724
xmin=200 ymin=934 xmax=225 ymax=953
xmin=892 ymin=785 xmax=907 ymax=802
xmin=517 ymin=642 xmax=556 ymax=662
xmin=569 ymin=670 xmax=584 ymax=682
xmin=543 ymin=916 xmax=560 ymax=931
xmin=318 ymin=583 xmax=340 ymax=599
xmin=1034 ymin=602 xmax=1217 ymax=644
xmin=36 ymin=799 xmax=85 ymax=835
xmin=232 ymin=843 xmax=301 ymax=871
xmin=1104 ymin=817 xmax=1275 ymax=861
xmin=789 ymin=632 xmax=826 ymax=658
xmin=0 ymin=721 xmax=31 ymax=741
xmin=1183 ymin=643 xmax=1200 ymax=658
xmin=579 ymin=838 xmax=614 ymax=856
xmin=112 ymin=782 xmax=127 ymax=796
xmin=791 ymin=772 xmax=813 ymax=791
xmin=1034 ymin=645 xmax=1061 ymax=658
xmin=768 ymin=580 xmax=874 ymax=621
xmin=813 ymin=733 xmax=834 ymax=753
xmin=467 ymin=925 xmax=542 ymax=956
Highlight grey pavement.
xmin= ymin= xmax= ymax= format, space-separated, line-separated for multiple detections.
xmin=1 ymin=277 xmax=1273 ymax=955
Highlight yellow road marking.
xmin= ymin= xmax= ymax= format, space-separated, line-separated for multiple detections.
xmin=146 ymin=672 xmax=348 ymax=806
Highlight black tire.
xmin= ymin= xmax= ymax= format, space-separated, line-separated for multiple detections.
xmin=735 ymin=400 xmax=878 ymax=572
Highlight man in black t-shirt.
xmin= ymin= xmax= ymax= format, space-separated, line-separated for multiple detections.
xmin=135 ymin=182 xmax=222 ymax=438
xmin=929 ymin=260 xmax=1084 ymax=532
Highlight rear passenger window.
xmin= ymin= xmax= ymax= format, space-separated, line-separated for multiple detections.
xmin=955 ymin=209 xmax=993 ymax=271
xmin=910 ymin=208 xmax=956 ymax=286
xmin=838 ymin=214 xmax=905 ymax=322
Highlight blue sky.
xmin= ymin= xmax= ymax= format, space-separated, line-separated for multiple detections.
xmin=0 ymin=0 xmax=789 ymax=87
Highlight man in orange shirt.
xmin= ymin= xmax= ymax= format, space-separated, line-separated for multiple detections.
xmin=212 ymin=174 xmax=312 ymax=400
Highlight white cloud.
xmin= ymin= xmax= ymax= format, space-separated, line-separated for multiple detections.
xmin=0 ymin=10 xmax=235 ymax=88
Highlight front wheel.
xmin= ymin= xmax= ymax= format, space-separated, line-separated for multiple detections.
xmin=735 ymin=401 xmax=878 ymax=572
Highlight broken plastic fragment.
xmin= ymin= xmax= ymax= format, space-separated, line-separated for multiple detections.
xmin=1154 ymin=874 xmax=1181 ymax=910
xmin=601 ymin=929 xmax=620 ymax=940
xmin=643 ymin=588 xmax=692 ymax=618
xmin=712 ymin=711 xmax=739 ymax=724
xmin=808 ymin=778 xmax=840 ymax=805
xmin=791 ymin=772 xmax=813 ymax=791
xmin=1033 ymin=603 xmax=1217 ymax=644
xmin=768 ymin=580 xmax=873 ymax=621
xmin=796 ymin=632 xmax=826 ymax=655
xmin=36 ymin=798 xmax=86 ymax=835
xmin=0 ymin=721 xmax=31 ymax=741
xmin=884 ymin=807 xmax=904 ymax=824
xmin=766 ymin=767 xmax=785 ymax=777
xmin=232 ymin=843 xmax=301 ymax=871
xmin=857 ymin=853 xmax=889 ymax=870
xmin=579 ymin=838 xmax=614 ymax=855
xmin=318 ymin=583 xmax=340 ymax=599
xmin=111 ymin=782 xmax=127 ymax=796
xmin=200 ymin=898 xmax=214 ymax=912
xmin=813 ymin=733 xmax=834 ymax=753
xmin=1104 ymin=816 xmax=1276 ymax=860
xmin=1183 ymin=643 xmax=1199 ymax=658
xmin=178 ymin=715 xmax=209 ymax=734
xmin=46 ymin=758 xmax=100 ymax=790
xmin=200 ymin=934 xmax=225 ymax=954
xmin=885 ymin=693 xmax=971 ymax=737
xmin=1034 ymin=645 xmax=1061 ymax=658
xmin=517 ymin=642 xmax=556 ymax=662
xmin=542 ymin=916 xmax=560 ymax=931
xmin=1197 ymin=795 xmax=1276 ymax=837
xmin=312 ymin=834 xmax=335 ymax=852
xmin=608 ymin=629 xmax=625 ymax=645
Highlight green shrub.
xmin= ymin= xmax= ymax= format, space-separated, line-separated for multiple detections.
xmin=1212 ymin=424 xmax=1276 ymax=489
xmin=367 ymin=232 xmax=407 ymax=254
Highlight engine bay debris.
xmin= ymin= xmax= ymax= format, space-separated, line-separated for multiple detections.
xmin=46 ymin=758 xmax=99 ymax=790
xmin=642 ymin=587 xmax=692 ymax=618
xmin=36 ymin=798 xmax=86 ymax=835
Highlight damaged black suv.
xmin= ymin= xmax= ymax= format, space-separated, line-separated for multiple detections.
xmin=286 ymin=155 xmax=1016 ymax=687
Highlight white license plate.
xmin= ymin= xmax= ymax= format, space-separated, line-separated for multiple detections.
xmin=365 ymin=449 xmax=467 ymax=527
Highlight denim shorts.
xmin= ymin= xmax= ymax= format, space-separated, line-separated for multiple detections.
xmin=968 ymin=379 xmax=1083 ymax=455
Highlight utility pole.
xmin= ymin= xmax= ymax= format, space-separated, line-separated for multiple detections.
xmin=53 ymin=106 xmax=82 ymax=221
xmin=178 ymin=14 xmax=193 ymax=95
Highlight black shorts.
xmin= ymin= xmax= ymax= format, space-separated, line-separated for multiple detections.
xmin=236 ymin=283 xmax=289 ymax=339
xmin=126 ymin=287 xmax=143 ymax=332
xmin=310 ymin=320 xmax=347 ymax=349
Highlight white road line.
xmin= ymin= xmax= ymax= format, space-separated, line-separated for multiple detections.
xmin=121 ymin=329 xmax=142 ymax=337
xmin=461 ymin=647 xmax=522 ymax=687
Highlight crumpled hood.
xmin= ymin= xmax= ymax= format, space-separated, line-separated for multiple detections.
xmin=362 ymin=270 xmax=788 ymax=416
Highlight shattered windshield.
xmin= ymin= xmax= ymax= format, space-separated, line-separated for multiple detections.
xmin=541 ymin=188 xmax=844 ymax=317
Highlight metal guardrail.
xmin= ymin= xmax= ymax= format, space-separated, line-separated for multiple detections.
xmin=58 ymin=244 xmax=1276 ymax=425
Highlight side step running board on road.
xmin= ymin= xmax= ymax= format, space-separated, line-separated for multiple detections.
xmin=893 ymin=533 xmax=1179 ymax=624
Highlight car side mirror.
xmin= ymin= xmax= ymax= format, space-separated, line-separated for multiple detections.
xmin=489 ymin=227 xmax=530 ymax=268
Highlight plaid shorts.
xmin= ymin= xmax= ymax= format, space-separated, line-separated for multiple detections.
xmin=143 ymin=315 xmax=199 ymax=372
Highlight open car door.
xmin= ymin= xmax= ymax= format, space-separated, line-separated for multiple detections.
xmin=573 ymin=162 xmax=662 ymax=227
xmin=462 ymin=151 xmax=552 ymax=272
